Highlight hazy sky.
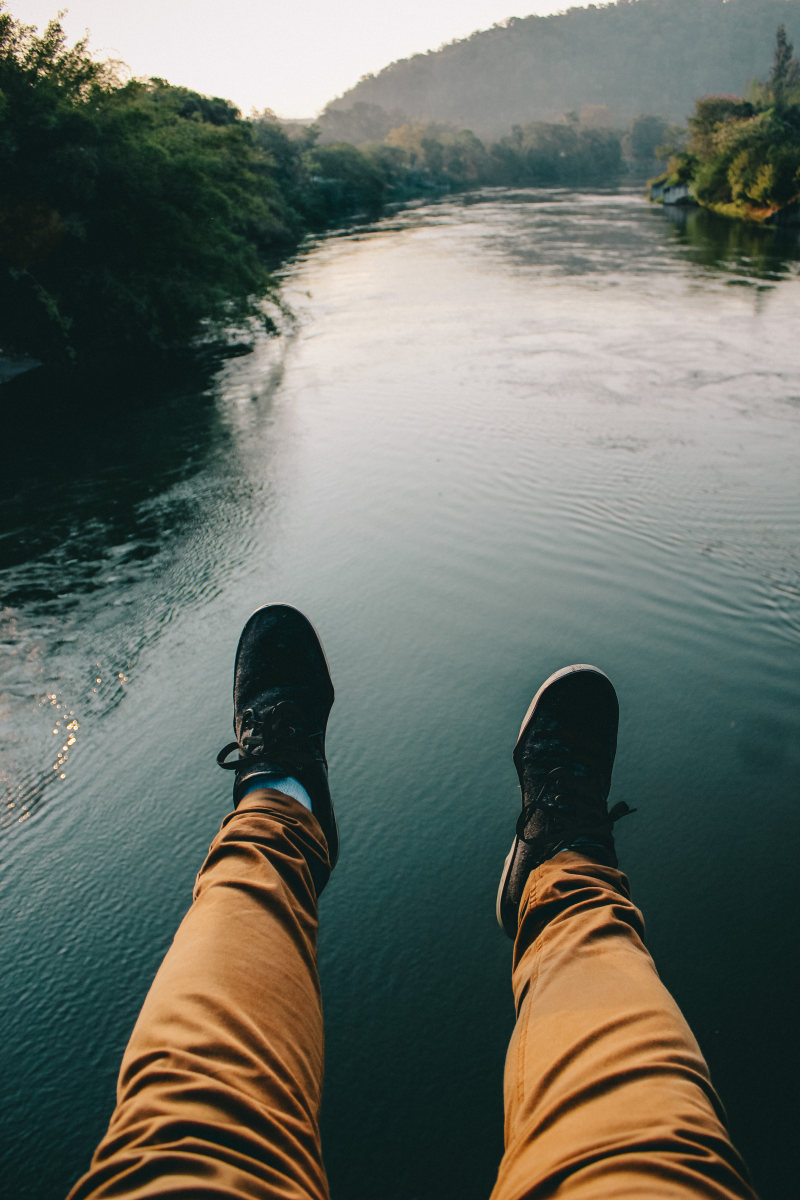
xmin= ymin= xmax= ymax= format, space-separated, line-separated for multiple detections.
xmin=10 ymin=1 xmax=595 ymax=117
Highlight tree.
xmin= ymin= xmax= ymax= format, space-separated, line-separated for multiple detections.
xmin=301 ymin=142 xmax=385 ymax=222
xmin=0 ymin=6 xmax=277 ymax=370
xmin=770 ymin=23 xmax=800 ymax=109
xmin=655 ymin=27 xmax=800 ymax=219
xmin=624 ymin=114 xmax=670 ymax=163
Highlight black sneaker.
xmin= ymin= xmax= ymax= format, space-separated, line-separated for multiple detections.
xmin=496 ymin=664 xmax=634 ymax=939
xmin=217 ymin=604 xmax=338 ymax=871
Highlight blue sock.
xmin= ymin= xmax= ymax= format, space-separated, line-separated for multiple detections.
xmin=238 ymin=774 xmax=312 ymax=811
xmin=555 ymin=838 xmax=610 ymax=858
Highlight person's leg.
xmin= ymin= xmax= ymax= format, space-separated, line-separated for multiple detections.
xmin=69 ymin=605 xmax=337 ymax=1200
xmin=69 ymin=789 xmax=330 ymax=1200
xmin=493 ymin=666 xmax=757 ymax=1200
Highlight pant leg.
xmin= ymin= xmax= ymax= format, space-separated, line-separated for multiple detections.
xmin=68 ymin=789 xmax=331 ymax=1200
xmin=490 ymin=851 xmax=757 ymax=1200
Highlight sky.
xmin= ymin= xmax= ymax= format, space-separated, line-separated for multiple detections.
xmin=9 ymin=1 xmax=596 ymax=118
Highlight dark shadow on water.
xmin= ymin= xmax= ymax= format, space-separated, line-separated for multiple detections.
xmin=1 ymin=358 xmax=230 ymax=585
xmin=0 ymin=355 xmax=252 ymax=824
xmin=660 ymin=203 xmax=800 ymax=283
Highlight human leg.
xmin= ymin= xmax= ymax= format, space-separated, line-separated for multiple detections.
xmin=68 ymin=605 xmax=336 ymax=1200
xmin=492 ymin=667 xmax=757 ymax=1200
xmin=68 ymin=790 xmax=330 ymax=1200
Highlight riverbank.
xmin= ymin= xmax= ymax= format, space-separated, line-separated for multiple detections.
xmin=1 ymin=12 xmax=659 ymax=382
xmin=648 ymin=27 xmax=800 ymax=228
xmin=649 ymin=172 xmax=800 ymax=225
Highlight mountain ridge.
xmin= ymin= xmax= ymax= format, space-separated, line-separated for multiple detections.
xmin=319 ymin=0 xmax=800 ymax=140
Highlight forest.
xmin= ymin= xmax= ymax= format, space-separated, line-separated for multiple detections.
xmin=321 ymin=0 xmax=800 ymax=139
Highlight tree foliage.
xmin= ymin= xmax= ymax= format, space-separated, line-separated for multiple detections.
xmin=624 ymin=114 xmax=670 ymax=164
xmin=488 ymin=120 xmax=622 ymax=185
xmin=771 ymin=21 xmax=800 ymax=107
xmin=0 ymin=6 xmax=277 ymax=369
xmin=655 ymin=26 xmax=800 ymax=219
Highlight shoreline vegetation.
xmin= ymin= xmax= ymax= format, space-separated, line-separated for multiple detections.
xmin=649 ymin=25 xmax=800 ymax=224
xmin=1 ymin=5 xmax=798 ymax=379
xmin=0 ymin=5 xmax=660 ymax=379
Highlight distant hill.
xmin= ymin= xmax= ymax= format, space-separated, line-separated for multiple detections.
xmin=319 ymin=0 xmax=800 ymax=141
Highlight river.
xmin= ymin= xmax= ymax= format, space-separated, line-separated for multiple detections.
xmin=1 ymin=188 xmax=798 ymax=1199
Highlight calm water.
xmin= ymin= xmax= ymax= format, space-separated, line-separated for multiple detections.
xmin=1 ymin=190 xmax=798 ymax=1199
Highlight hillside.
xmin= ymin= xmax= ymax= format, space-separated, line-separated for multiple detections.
xmin=319 ymin=0 xmax=800 ymax=141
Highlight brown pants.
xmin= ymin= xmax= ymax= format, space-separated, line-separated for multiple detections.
xmin=68 ymin=791 xmax=756 ymax=1200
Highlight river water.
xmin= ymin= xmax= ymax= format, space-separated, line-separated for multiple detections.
xmin=1 ymin=189 xmax=798 ymax=1199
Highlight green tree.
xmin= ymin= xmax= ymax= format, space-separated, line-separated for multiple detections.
xmin=0 ymin=6 xmax=277 ymax=369
xmin=655 ymin=28 xmax=800 ymax=219
xmin=301 ymin=142 xmax=385 ymax=223
xmin=770 ymin=23 xmax=800 ymax=109
xmin=624 ymin=114 xmax=670 ymax=163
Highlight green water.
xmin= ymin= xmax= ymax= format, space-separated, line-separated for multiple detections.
xmin=1 ymin=190 xmax=798 ymax=1199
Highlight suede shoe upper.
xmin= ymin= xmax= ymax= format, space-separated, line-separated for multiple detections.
xmin=497 ymin=665 xmax=634 ymax=939
xmin=217 ymin=604 xmax=337 ymax=881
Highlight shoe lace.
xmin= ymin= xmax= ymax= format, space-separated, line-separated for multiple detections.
xmin=216 ymin=700 xmax=312 ymax=770
xmin=516 ymin=766 xmax=636 ymax=844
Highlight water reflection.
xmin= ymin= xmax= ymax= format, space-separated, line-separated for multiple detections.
xmin=660 ymin=201 xmax=800 ymax=282
xmin=443 ymin=188 xmax=724 ymax=281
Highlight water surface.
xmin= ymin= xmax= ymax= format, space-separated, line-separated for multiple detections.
xmin=1 ymin=190 xmax=798 ymax=1199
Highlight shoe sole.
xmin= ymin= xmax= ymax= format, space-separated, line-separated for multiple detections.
xmin=234 ymin=603 xmax=338 ymax=865
xmin=496 ymin=664 xmax=613 ymax=933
